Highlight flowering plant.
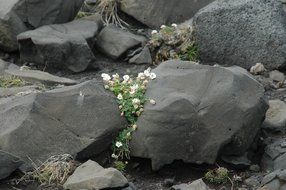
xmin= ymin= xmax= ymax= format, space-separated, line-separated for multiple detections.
xmin=148 ymin=24 xmax=198 ymax=64
xmin=101 ymin=68 xmax=157 ymax=167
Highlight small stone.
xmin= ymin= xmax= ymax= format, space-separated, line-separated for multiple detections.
xmin=250 ymin=63 xmax=266 ymax=75
xmin=269 ymin=70 xmax=285 ymax=83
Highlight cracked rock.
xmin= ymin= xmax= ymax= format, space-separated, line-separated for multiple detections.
xmin=0 ymin=80 xmax=127 ymax=180
xmin=130 ymin=60 xmax=268 ymax=170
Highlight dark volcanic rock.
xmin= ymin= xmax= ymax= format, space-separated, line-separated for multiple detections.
xmin=0 ymin=0 xmax=84 ymax=52
xmin=130 ymin=60 xmax=268 ymax=170
xmin=0 ymin=80 xmax=127 ymax=180
xmin=193 ymin=0 xmax=286 ymax=70
xmin=18 ymin=20 xmax=98 ymax=72
xmin=120 ymin=0 xmax=215 ymax=28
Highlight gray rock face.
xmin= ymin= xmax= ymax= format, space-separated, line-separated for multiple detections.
xmin=0 ymin=59 xmax=19 ymax=75
xmin=262 ymin=138 xmax=286 ymax=172
xmin=129 ymin=46 xmax=152 ymax=65
xmin=18 ymin=20 xmax=98 ymax=72
xmin=5 ymin=69 xmax=77 ymax=86
xmin=193 ymin=0 xmax=286 ymax=70
xmin=120 ymin=0 xmax=215 ymax=28
xmin=263 ymin=100 xmax=286 ymax=134
xmin=0 ymin=151 xmax=23 ymax=180
xmin=130 ymin=60 xmax=268 ymax=170
xmin=96 ymin=25 xmax=146 ymax=59
xmin=0 ymin=0 xmax=84 ymax=52
xmin=269 ymin=70 xmax=285 ymax=83
xmin=63 ymin=160 xmax=128 ymax=190
xmin=0 ymin=80 xmax=126 ymax=180
xmin=261 ymin=170 xmax=286 ymax=190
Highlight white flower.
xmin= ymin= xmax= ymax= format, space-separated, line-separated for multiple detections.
xmin=160 ymin=25 xmax=166 ymax=29
xmin=151 ymin=30 xmax=158 ymax=35
xmin=144 ymin=70 xmax=150 ymax=77
xmin=130 ymin=89 xmax=136 ymax=95
xmin=117 ymin=94 xmax=123 ymax=100
xmin=111 ymin=154 xmax=118 ymax=159
xmin=137 ymin=72 xmax=145 ymax=80
xmin=132 ymin=98 xmax=140 ymax=105
xmin=112 ymin=73 xmax=119 ymax=79
xmin=127 ymin=132 xmax=131 ymax=137
xmin=132 ymin=124 xmax=137 ymax=130
xmin=150 ymin=99 xmax=156 ymax=105
xmin=123 ymin=75 xmax=130 ymax=81
xmin=101 ymin=73 xmax=111 ymax=81
xmin=131 ymin=84 xmax=139 ymax=91
xmin=171 ymin=23 xmax=178 ymax=28
xmin=150 ymin=73 xmax=157 ymax=80
xmin=115 ymin=141 xmax=123 ymax=148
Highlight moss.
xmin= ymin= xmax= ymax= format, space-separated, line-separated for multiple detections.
xmin=204 ymin=167 xmax=229 ymax=184
xmin=0 ymin=76 xmax=26 ymax=88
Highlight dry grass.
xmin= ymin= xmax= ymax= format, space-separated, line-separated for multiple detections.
xmin=17 ymin=154 xmax=77 ymax=185
xmin=96 ymin=0 xmax=128 ymax=28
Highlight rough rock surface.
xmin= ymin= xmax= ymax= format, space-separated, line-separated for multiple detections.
xmin=120 ymin=0 xmax=215 ymax=28
xmin=96 ymin=25 xmax=146 ymax=60
xmin=193 ymin=0 xmax=286 ymax=70
xmin=5 ymin=69 xmax=77 ymax=85
xmin=262 ymin=100 xmax=286 ymax=134
xmin=0 ymin=0 xmax=84 ymax=52
xmin=260 ymin=170 xmax=286 ymax=190
xmin=63 ymin=160 xmax=128 ymax=190
xmin=130 ymin=60 xmax=268 ymax=170
xmin=129 ymin=46 xmax=152 ymax=65
xmin=0 ymin=59 xmax=19 ymax=75
xmin=18 ymin=20 xmax=98 ymax=72
xmin=0 ymin=151 xmax=23 ymax=180
xmin=262 ymin=138 xmax=286 ymax=172
xmin=0 ymin=80 xmax=126 ymax=180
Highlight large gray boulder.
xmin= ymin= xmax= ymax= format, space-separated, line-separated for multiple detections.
xmin=193 ymin=0 xmax=286 ymax=70
xmin=130 ymin=60 xmax=268 ymax=170
xmin=18 ymin=20 xmax=98 ymax=72
xmin=63 ymin=160 xmax=128 ymax=190
xmin=0 ymin=80 xmax=127 ymax=180
xmin=0 ymin=0 xmax=84 ymax=52
xmin=120 ymin=0 xmax=214 ymax=28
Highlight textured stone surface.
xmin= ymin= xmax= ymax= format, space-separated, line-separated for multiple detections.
xmin=130 ymin=60 xmax=268 ymax=170
xmin=120 ymin=0 xmax=215 ymax=28
xmin=193 ymin=0 xmax=286 ymax=70
xmin=0 ymin=80 xmax=126 ymax=179
xmin=63 ymin=160 xmax=128 ymax=190
xmin=96 ymin=25 xmax=146 ymax=59
xmin=18 ymin=20 xmax=98 ymax=72
xmin=0 ymin=0 xmax=84 ymax=52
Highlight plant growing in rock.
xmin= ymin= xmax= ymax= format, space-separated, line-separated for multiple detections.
xmin=204 ymin=167 xmax=229 ymax=184
xmin=95 ymin=0 xmax=128 ymax=28
xmin=0 ymin=76 xmax=26 ymax=88
xmin=101 ymin=68 xmax=156 ymax=166
xmin=148 ymin=24 xmax=198 ymax=64
xmin=18 ymin=154 xmax=77 ymax=185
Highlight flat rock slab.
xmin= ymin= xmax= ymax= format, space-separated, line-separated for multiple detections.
xmin=96 ymin=25 xmax=146 ymax=60
xmin=120 ymin=0 xmax=215 ymax=28
xmin=18 ymin=20 xmax=98 ymax=72
xmin=193 ymin=0 xmax=286 ymax=70
xmin=0 ymin=86 xmax=38 ymax=98
xmin=0 ymin=80 xmax=127 ymax=180
xmin=5 ymin=69 xmax=77 ymax=86
xmin=64 ymin=160 xmax=128 ymax=190
xmin=0 ymin=0 xmax=84 ymax=52
xmin=0 ymin=59 xmax=19 ymax=75
xmin=130 ymin=60 xmax=268 ymax=170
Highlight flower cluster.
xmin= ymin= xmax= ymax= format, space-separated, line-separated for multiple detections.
xmin=148 ymin=24 xmax=198 ymax=64
xmin=101 ymin=68 xmax=157 ymax=165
